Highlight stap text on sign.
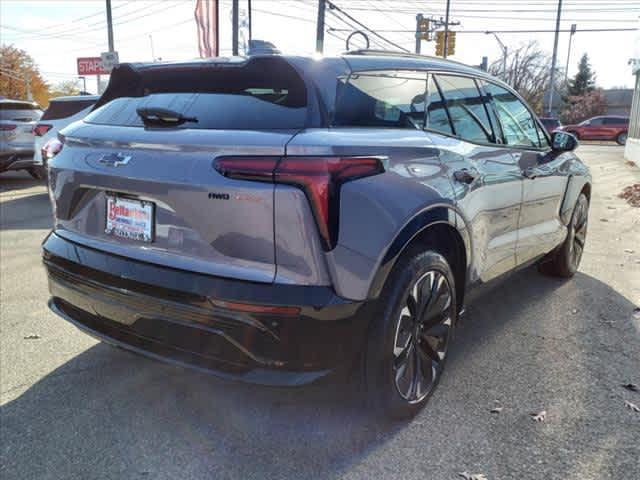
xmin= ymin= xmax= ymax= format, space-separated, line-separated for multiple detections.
xmin=77 ymin=57 xmax=109 ymax=75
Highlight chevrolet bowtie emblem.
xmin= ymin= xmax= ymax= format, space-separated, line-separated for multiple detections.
xmin=99 ymin=153 xmax=131 ymax=167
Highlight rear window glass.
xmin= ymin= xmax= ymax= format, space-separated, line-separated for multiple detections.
xmin=434 ymin=74 xmax=494 ymax=144
xmin=0 ymin=102 xmax=42 ymax=121
xmin=42 ymin=99 xmax=96 ymax=120
xmin=333 ymin=70 xmax=427 ymax=129
xmin=86 ymin=58 xmax=308 ymax=130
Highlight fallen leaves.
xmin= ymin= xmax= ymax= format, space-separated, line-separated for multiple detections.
xmin=618 ymin=183 xmax=640 ymax=207
xmin=624 ymin=400 xmax=640 ymax=413
xmin=530 ymin=410 xmax=547 ymax=422
xmin=489 ymin=406 xmax=503 ymax=414
xmin=458 ymin=472 xmax=488 ymax=480
xmin=23 ymin=334 xmax=40 ymax=340
xmin=622 ymin=383 xmax=639 ymax=392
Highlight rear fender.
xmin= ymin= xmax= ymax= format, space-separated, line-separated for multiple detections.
xmin=368 ymin=205 xmax=472 ymax=300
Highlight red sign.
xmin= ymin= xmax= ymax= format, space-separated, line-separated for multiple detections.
xmin=77 ymin=57 xmax=108 ymax=75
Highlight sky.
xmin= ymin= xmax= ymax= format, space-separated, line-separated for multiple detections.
xmin=1 ymin=0 xmax=639 ymax=95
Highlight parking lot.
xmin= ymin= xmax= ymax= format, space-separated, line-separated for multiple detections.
xmin=1 ymin=145 xmax=638 ymax=479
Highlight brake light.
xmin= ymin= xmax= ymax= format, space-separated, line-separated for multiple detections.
xmin=0 ymin=124 xmax=17 ymax=131
xmin=41 ymin=138 xmax=63 ymax=161
xmin=33 ymin=124 xmax=53 ymax=136
xmin=214 ymin=156 xmax=385 ymax=249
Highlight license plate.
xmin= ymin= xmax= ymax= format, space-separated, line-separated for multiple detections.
xmin=105 ymin=196 xmax=154 ymax=243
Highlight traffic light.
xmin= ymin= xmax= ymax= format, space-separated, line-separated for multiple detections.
xmin=418 ymin=17 xmax=430 ymax=40
xmin=447 ymin=31 xmax=456 ymax=56
xmin=434 ymin=30 xmax=456 ymax=57
xmin=434 ymin=31 xmax=445 ymax=57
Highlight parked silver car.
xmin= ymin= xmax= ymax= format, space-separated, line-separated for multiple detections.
xmin=0 ymin=98 xmax=43 ymax=178
xmin=33 ymin=95 xmax=99 ymax=168
xmin=43 ymin=51 xmax=590 ymax=418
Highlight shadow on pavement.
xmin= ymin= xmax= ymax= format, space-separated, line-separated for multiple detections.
xmin=0 ymin=192 xmax=52 ymax=231
xmin=0 ymin=171 xmax=46 ymax=194
xmin=1 ymin=269 xmax=638 ymax=479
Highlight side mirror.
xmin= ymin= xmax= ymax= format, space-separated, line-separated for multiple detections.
xmin=551 ymin=131 xmax=578 ymax=152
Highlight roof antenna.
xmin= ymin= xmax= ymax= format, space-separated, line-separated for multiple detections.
xmin=346 ymin=31 xmax=369 ymax=51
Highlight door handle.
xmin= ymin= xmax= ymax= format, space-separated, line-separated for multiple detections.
xmin=523 ymin=168 xmax=538 ymax=180
xmin=453 ymin=169 xmax=476 ymax=184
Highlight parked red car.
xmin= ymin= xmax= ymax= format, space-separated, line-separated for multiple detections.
xmin=561 ymin=116 xmax=628 ymax=145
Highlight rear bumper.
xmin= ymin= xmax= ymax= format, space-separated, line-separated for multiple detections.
xmin=43 ymin=232 xmax=370 ymax=386
xmin=0 ymin=148 xmax=37 ymax=171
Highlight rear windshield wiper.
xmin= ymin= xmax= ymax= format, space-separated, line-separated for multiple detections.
xmin=136 ymin=107 xmax=198 ymax=127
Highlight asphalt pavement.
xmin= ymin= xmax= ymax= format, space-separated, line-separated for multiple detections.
xmin=1 ymin=145 xmax=639 ymax=480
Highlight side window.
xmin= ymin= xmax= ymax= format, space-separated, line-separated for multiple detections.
xmin=334 ymin=70 xmax=427 ymax=129
xmin=588 ymin=117 xmax=603 ymax=126
xmin=534 ymin=120 xmax=550 ymax=149
xmin=434 ymin=74 xmax=495 ymax=144
xmin=484 ymin=82 xmax=541 ymax=148
xmin=426 ymin=76 xmax=453 ymax=135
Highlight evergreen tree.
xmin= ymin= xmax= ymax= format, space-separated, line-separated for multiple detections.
xmin=567 ymin=53 xmax=596 ymax=96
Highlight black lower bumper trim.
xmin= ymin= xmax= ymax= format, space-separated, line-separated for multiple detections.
xmin=49 ymin=299 xmax=329 ymax=386
xmin=43 ymin=232 xmax=371 ymax=386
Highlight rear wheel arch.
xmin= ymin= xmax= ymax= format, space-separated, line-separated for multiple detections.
xmin=368 ymin=206 xmax=470 ymax=312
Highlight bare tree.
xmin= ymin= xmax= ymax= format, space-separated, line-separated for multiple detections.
xmin=489 ymin=41 xmax=563 ymax=115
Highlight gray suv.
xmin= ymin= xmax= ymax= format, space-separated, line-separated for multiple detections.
xmin=43 ymin=52 xmax=590 ymax=417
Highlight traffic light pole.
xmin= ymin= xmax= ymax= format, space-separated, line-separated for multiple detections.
xmin=415 ymin=14 xmax=423 ymax=54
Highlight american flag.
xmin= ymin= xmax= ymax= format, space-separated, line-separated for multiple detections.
xmin=194 ymin=0 xmax=219 ymax=58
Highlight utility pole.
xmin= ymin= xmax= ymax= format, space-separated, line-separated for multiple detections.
xmin=547 ymin=0 xmax=563 ymax=116
xmin=415 ymin=14 xmax=422 ymax=54
xmin=564 ymin=23 xmax=577 ymax=84
xmin=248 ymin=0 xmax=252 ymax=42
xmin=316 ymin=0 xmax=326 ymax=54
xmin=443 ymin=0 xmax=451 ymax=58
xmin=232 ymin=0 xmax=239 ymax=55
xmin=106 ymin=0 xmax=114 ymax=52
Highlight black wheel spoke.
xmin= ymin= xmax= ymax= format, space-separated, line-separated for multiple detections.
xmin=422 ymin=321 xmax=449 ymax=339
xmin=393 ymin=268 xmax=454 ymax=403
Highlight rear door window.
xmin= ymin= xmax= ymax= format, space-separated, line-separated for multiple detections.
xmin=42 ymin=99 xmax=96 ymax=120
xmin=0 ymin=102 xmax=42 ymax=121
xmin=85 ymin=58 xmax=308 ymax=130
xmin=483 ymin=82 xmax=541 ymax=148
xmin=426 ymin=76 xmax=453 ymax=135
xmin=334 ymin=70 xmax=427 ymax=129
xmin=434 ymin=74 xmax=495 ymax=144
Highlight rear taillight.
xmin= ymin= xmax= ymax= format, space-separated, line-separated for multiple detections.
xmin=41 ymin=138 xmax=63 ymax=161
xmin=33 ymin=124 xmax=53 ymax=136
xmin=214 ymin=156 xmax=385 ymax=250
xmin=0 ymin=124 xmax=17 ymax=131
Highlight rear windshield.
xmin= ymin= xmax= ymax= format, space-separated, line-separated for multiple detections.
xmin=0 ymin=102 xmax=42 ymax=121
xmin=42 ymin=99 xmax=96 ymax=120
xmin=86 ymin=58 xmax=308 ymax=130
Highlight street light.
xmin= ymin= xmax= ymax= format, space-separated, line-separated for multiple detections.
xmin=487 ymin=32 xmax=508 ymax=81
xmin=77 ymin=76 xmax=87 ymax=93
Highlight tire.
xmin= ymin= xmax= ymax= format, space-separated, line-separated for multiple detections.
xmin=539 ymin=193 xmax=589 ymax=277
xmin=616 ymin=132 xmax=627 ymax=146
xmin=365 ymin=247 xmax=457 ymax=419
xmin=27 ymin=166 xmax=46 ymax=180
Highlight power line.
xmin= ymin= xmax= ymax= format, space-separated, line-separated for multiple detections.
xmin=327 ymin=26 xmax=637 ymax=33
xmin=327 ymin=1 xmax=410 ymax=52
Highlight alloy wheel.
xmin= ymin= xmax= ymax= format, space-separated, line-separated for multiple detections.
xmin=568 ymin=198 xmax=588 ymax=270
xmin=392 ymin=270 xmax=454 ymax=404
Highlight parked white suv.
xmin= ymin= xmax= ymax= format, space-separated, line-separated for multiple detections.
xmin=0 ymin=98 xmax=42 ymax=178
xmin=34 ymin=95 xmax=99 ymax=172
